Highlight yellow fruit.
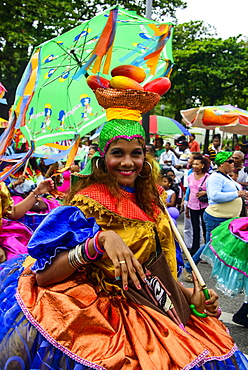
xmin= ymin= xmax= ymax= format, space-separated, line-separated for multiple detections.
xmin=109 ymin=76 xmax=144 ymax=90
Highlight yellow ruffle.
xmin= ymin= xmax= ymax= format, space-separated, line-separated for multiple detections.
xmin=106 ymin=107 xmax=141 ymax=121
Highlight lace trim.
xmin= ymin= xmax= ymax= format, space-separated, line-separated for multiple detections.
xmin=72 ymin=194 xmax=155 ymax=231
xmin=182 ymin=344 xmax=238 ymax=370
xmin=15 ymin=291 xmax=106 ymax=370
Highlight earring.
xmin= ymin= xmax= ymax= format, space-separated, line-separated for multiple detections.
xmin=95 ymin=158 xmax=106 ymax=172
xmin=138 ymin=161 xmax=152 ymax=178
xmin=95 ymin=158 xmax=100 ymax=170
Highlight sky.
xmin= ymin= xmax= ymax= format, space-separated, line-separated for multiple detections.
xmin=163 ymin=0 xmax=248 ymax=39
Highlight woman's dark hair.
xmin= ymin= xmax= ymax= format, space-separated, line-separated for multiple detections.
xmin=163 ymin=175 xmax=173 ymax=186
xmin=190 ymin=133 xmax=195 ymax=139
xmin=193 ymin=155 xmax=210 ymax=173
xmin=66 ymin=139 xmax=164 ymax=220
xmin=163 ymin=168 xmax=175 ymax=176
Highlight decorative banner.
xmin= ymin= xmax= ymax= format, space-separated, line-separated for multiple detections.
xmin=11 ymin=6 xmax=174 ymax=147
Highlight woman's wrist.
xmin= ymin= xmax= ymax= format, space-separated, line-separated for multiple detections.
xmin=32 ymin=189 xmax=40 ymax=197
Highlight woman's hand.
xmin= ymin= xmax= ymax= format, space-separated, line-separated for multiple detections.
xmin=237 ymin=190 xmax=248 ymax=199
xmin=14 ymin=175 xmax=25 ymax=186
xmin=190 ymin=272 xmax=219 ymax=317
xmin=99 ymin=230 xmax=146 ymax=291
xmin=185 ymin=206 xmax=190 ymax=218
xmin=35 ymin=178 xmax=54 ymax=196
xmin=196 ymin=190 xmax=207 ymax=198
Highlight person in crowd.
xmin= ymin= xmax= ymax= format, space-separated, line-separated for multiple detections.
xmin=182 ymin=151 xmax=248 ymax=283
xmin=182 ymin=153 xmax=203 ymax=263
xmin=173 ymin=140 xmax=191 ymax=170
xmin=88 ymin=143 xmax=99 ymax=159
xmin=0 ymin=178 xmax=54 ymax=262
xmin=7 ymin=158 xmax=59 ymax=230
xmin=1 ymin=87 xmax=247 ymax=369
xmin=163 ymin=168 xmax=182 ymax=208
xmin=201 ymin=217 xmax=248 ymax=328
xmin=229 ymin=169 xmax=242 ymax=188
xmin=7 ymin=157 xmax=45 ymax=193
xmin=239 ymin=140 xmax=248 ymax=167
xmin=161 ymin=174 xmax=179 ymax=220
xmin=232 ymin=150 xmax=248 ymax=189
xmin=159 ymin=141 xmax=177 ymax=170
xmin=185 ymin=155 xmax=210 ymax=257
xmin=154 ymin=137 xmax=165 ymax=161
xmin=206 ymin=133 xmax=221 ymax=164
xmin=146 ymin=143 xmax=156 ymax=157
xmin=57 ymin=163 xmax=80 ymax=194
xmin=188 ymin=133 xmax=200 ymax=153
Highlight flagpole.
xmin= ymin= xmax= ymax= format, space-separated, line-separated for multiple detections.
xmin=142 ymin=0 xmax=153 ymax=144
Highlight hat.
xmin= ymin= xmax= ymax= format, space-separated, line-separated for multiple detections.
xmin=214 ymin=151 xmax=233 ymax=166
xmin=176 ymin=140 xmax=188 ymax=146
xmin=99 ymin=119 xmax=145 ymax=156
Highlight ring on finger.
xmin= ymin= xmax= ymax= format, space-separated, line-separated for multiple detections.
xmin=119 ymin=260 xmax=126 ymax=264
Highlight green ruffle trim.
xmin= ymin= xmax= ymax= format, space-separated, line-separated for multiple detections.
xmin=210 ymin=218 xmax=248 ymax=275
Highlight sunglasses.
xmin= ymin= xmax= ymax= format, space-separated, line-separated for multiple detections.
xmin=225 ymin=159 xmax=234 ymax=164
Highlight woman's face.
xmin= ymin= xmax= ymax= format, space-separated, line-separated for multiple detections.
xmin=162 ymin=177 xmax=170 ymax=189
xmin=192 ymin=159 xmax=204 ymax=173
xmin=105 ymin=139 xmax=145 ymax=187
xmin=220 ymin=159 xmax=234 ymax=174
xmin=167 ymin=171 xmax=175 ymax=180
xmin=88 ymin=148 xmax=96 ymax=159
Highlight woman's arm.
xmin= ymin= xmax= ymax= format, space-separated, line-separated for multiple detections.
xmin=10 ymin=178 xmax=54 ymax=220
xmin=166 ymin=192 xmax=176 ymax=207
xmin=36 ymin=230 xmax=146 ymax=290
xmin=207 ymin=175 xmax=239 ymax=203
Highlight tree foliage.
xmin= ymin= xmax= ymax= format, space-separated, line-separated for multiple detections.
xmin=158 ymin=22 xmax=248 ymax=120
xmin=0 ymin=0 xmax=186 ymax=118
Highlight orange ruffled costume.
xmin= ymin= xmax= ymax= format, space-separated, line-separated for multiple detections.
xmin=15 ymin=184 xmax=238 ymax=370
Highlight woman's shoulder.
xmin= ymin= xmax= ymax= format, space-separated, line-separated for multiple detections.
xmin=77 ymin=183 xmax=110 ymax=196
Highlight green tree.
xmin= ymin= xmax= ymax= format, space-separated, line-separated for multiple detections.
xmin=159 ymin=22 xmax=248 ymax=120
xmin=0 ymin=0 xmax=186 ymax=118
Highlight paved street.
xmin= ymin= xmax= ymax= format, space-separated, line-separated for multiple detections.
xmin=176 ymin=213 xmax=248 ymax=355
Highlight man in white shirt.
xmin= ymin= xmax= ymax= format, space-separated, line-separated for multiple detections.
xmin=159 ymin=142 xmax=177 ymax=169
xmin=232 ymin=151 xmax=248 ymax=189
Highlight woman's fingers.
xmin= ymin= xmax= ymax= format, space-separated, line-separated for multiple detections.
xmin=101 ymin=231 xmax=145 ymax=290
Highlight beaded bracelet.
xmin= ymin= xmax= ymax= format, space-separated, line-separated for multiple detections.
xmin=93 ymin=231 xmax=105 ymax=254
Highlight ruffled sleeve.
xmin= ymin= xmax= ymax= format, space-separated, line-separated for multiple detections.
xmin=29 ymin=206 xmax=100 ymax=272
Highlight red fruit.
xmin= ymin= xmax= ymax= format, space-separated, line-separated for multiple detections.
xmin=86 ymin=75 xmax=110 ymax=90
xmin=109 ymin=76 xmax=144 ymax=91
xmin=111 ymin=65 xmax=146 ymax=83
xmin=143 ymin=77 xmax=171 ymax=96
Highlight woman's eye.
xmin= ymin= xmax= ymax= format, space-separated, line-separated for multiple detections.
xmin=132 ymin=151 xmax=143 ymax=156
xmin=111 ymin=150 xmax=123 ymax=155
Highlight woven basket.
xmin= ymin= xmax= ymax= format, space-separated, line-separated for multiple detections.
xmin=95 ymin=88 xmax=160 ymax=114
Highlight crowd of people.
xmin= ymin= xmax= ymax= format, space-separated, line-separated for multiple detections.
xmin=0 ymin=95 xmax=248 ymax=368
xmin=154 ymin=134 xmax=248 ymax=330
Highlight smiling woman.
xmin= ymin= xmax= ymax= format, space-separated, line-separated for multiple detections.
xmin=0 ymin=86 xmax=248 ymax=369
xmin=104 ymin=139 xmax=145 ymax=188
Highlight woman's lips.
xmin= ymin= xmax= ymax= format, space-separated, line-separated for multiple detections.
xmin=117 ymin=170 xmax=134 ymax=176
